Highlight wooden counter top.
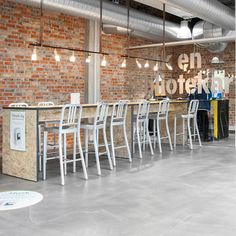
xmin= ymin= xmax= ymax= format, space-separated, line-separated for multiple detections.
xmin=3 ymin=99 xmax=188 ymax=110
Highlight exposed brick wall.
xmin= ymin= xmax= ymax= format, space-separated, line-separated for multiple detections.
xmin=0 ymin=0 xmax=86 ymax=159
xmin=100 ymin=34 xmax=157 ymax=101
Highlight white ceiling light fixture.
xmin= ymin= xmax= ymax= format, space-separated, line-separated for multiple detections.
xmin=101 ymin=55 xmax=107 ymax=67
xmin=120 ymin=57 xmax=127 ymax=68
xmin=144 ymin=60 xmax=150 ymax=68
xmin=54 ymin=49 xmax=60 ymax=62
xmin=176 ymin=20 xmax=192 ymax=39
xmin=136 ymin=59 xmax=142 ymax=69
xmin=153 ymin=62 xmax=159 ymax=71
xmin=69 ymin=51 xmax=76 ymax=62
xmin=85 ymin=54 xmax=91 ymax=63
xmin=31 ymin=47 xmax=38 ymax=61
xmin=211 ymin=56 xmax=220 ymax=64
xmin=166 ymin=62 xmax=173 ymax=71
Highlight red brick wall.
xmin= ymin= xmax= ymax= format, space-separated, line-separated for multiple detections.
xmin=100 ymin=34 xmax=159 ymax=102
xmin=0 ymin=0 xmax=86 ymax=159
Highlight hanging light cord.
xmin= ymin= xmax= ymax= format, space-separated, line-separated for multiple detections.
xmin=30 ymin=0 xmax=167 ymax=64
xmin=39 ymin=0 xmax=44 ymax=46
xmin=126 ymin=0 xmax=130 ymax=57
xmin=162 ymin=3 xmax=166 ymax=63
xmin=99 ymin=0 xmax=103 ymax=54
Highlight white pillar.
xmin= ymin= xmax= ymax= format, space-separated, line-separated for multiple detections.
xmin=85 ymin=20 xmax=100 ymax=104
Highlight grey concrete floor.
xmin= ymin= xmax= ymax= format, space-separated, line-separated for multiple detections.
xmin=1 ymin=137 xmax=236 ymax=236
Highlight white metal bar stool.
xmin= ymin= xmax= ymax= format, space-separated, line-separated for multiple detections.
xmin=150 ymin=100 xmax=173 ymax=153
xmin=37 ymin=101 xmax=55 ymax=172
xmin=9 ymin=103 xmax=28 ymax=107
xmin=110 ymin=100 xmax=132 ymax=166
xmin=43 ymin=104 xmax=88 ymax=185
xmin=133 ymin=100 xmax=154 ymax=159
xmin=174 ymin=99 xmax=202 ymax=149
xmin=81 ymin=102 xmax=113 ymax=176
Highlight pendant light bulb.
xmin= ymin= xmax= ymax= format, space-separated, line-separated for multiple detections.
xmin=86 ymin=54 xmax=91 ymax=63
xmin=31 ymin=47 xmax=37 ymax=61
xmin=101 ymin=55 xmax=107 ymax=67
xmin=144 ymin=60 xmax=149 ymax=68
xmin=153 ymin=63 xmax=159 ymax=72
xmin=121 ymin=58 xmax=127 ymax=68
xmin=166 ymin=62 xmax=173 ymax=71
xmin=136 ymin=59 xmax=142 ymax=69
xmin=54 ymin=49 xmax=60 ymax=62
xmin=69 ymin=51 xmax=76 ymax=63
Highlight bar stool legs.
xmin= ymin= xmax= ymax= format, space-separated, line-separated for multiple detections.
xmin=123 ymin=122 xmax=132 ymax=163
xmin=195 ymin=117 xmax=202 ymax=147
xmin=43 ymin=130 xmax=48 ymax=181
xmin=150 ymin=100 xmax=173 ymax=153
xmin=134 ymin=119 xmax=154 ymax=159
xmin=81 ymin=103 xmax=113 ymax=176
xmin=103 ymin=126 xmax=113 ymax=170
xmin=166 ymin=118 xmax=173 ymax=151
xmin=78 ymin=132 xmax=88 ymax=180
xmin=147 ymin=120 xmax=154 ymax=156
xmin=174 ymin=100 xmax=202 ymax=149
xmin=187 ymin=117 xmax=193 ymax=149
xmin=43 ymin=105 xmax=88 ymax=185
xmin=110 ymin=124 xmax=116 ymax=166
xmin=93 ymin=129 xmax=101 ymax=176
xmin=110 ymin=101 xmax=132 ymax=166
xmin=84 ymin=129 xmax=89 ymax=168
xmin=58 ymin=134 xmax=65 ymax=186
xmin=136 ymin=123 xmax=143 ymax=159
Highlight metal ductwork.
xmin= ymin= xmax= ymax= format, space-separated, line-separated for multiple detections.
xmin=102 ymin=24 xmax=166 ymax=42
xmin=13 ymin=0 xmax=180 ymax=41
xmin=192 ymin=20 xmax=232 ymax=53
xmin=161 ymin=0 xmax=235 ymax=30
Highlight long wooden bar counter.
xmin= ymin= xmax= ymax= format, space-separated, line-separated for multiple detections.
xmin=2 ymin=100 xmax=188 ymax=181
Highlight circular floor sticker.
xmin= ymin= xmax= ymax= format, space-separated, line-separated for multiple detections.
xmin=0 ymin=191 xmax=43 ymax=211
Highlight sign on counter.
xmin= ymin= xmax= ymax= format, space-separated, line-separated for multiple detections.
xmin=70 ymin=92 xmax=80 ymax=104
xmin=10 ymin=111 xmax=26 ymax=151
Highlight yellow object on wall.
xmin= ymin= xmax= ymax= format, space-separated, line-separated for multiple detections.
xmin=211 ymin=100 xmax=218 ymax=139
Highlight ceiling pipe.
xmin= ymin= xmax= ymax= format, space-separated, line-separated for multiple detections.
xmin=158 ymin=0 xmax=235 ymax=30
xmin=126 ymin=35 xmax=235 ymax=50
xmin=102 ymin=24 xmax=164 ymax=42
xmin=12 ymin=0 xmax=180 ymax=41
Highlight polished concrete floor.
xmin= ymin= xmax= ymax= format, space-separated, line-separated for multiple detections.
xmin=1 ymin=138 xmax=236 ymax=236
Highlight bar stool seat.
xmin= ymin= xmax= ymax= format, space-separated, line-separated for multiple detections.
xmin=9 ymin=102 xmax=28 ymax=107
xmin=181 ymin=114 xmax=194 ymax=119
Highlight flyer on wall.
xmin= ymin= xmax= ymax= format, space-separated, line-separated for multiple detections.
xmin=10 ymin=111 xmax=26 ymax=151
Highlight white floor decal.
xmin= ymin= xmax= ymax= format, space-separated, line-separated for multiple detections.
xmin=0 ymin=191 xmax=43 ymax=210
